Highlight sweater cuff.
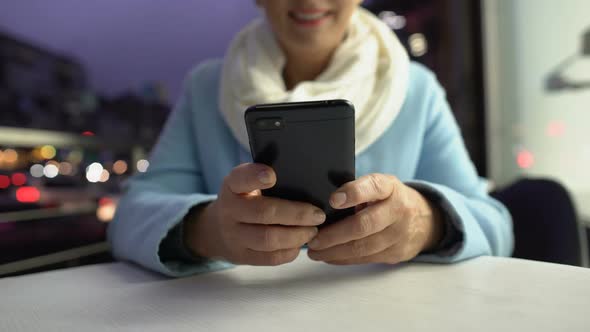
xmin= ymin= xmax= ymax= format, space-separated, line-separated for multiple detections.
xmin=405 ymin=182 xmax=465 ymax=257
xmin=158 ymin=205 xmax=209 ymax=264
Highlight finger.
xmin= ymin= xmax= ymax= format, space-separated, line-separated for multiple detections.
xmin=308 ymin=199 xmax=396 ymax=250
xmin=239 ymin=248 xmax=301 ymax=266
xmin=307 ymin=225 xmax=398 ymax=261
xmin=325 ymin=245 xmax=407 ymax=266
xmin=330 ymin=174 xmax=397 ymax=209
xmin=225 ymin=163 xmax=276 ymax=195
xmin=238 ymin=224 xmax=318 ymax=252
xmin=229 ymin=195 xmax=326 ymax=226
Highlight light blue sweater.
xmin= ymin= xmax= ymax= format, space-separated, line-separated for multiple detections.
xmin=108 ymin=60 xmax=514 ymax=277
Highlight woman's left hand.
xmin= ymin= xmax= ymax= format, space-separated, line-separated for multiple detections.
xmin=307 ymin=174 xmax=444 ymax=265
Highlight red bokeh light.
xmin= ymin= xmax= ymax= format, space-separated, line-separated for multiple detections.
xmin=517 ymin=150 xmax=535 ymax=169
xmin=98 ymin=197 xmax=114 ymax=206
xmin=82 ymin=131 xmax=95 ymax=136
xmin=0 ymin=175 xmax=10 ymax=189
xmin=16 ymin=186 xmax=41 ymax=203
xmin=11 ymin=173 xmax=27 ymax=186
xmin=547 ymin=122 xmax=566 ymax=138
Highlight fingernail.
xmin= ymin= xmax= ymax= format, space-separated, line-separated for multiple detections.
xmin=313 ymin=210 xmax=326 ymax=223
xmin=308 ymin=238 xmax=320 ymax=249
xmin=331 ymin=192 xmax=347 ymax=208
xmin=257 ymin=170 xmax=273 ymax=185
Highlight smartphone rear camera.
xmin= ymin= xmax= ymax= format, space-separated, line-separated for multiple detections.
xmin=256 ymin=118 xmax=284 ymax=130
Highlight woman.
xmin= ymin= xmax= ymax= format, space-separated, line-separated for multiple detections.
xmin=108 ymin=0 xmax=513 ymax=276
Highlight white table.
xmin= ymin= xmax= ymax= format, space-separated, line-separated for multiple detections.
xmin=1 ymin=255 xmax=590 ymax=332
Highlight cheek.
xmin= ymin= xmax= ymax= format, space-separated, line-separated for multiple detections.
xmin=333 ymin=16 xmax=351 ymax=36
xmin=259 ymin=1 xmax=287 ymax=27
xmin=333 ymin=3 xmax=358 ymax=30
xmin=328 ymin=16 xmax=353 ymax=40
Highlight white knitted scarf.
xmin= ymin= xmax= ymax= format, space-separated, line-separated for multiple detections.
xmin=219 ymin=7 xmax=410 ymax=155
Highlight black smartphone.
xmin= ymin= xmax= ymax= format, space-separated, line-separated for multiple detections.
xmin=245 ymin=100 xmax=356 ymax=226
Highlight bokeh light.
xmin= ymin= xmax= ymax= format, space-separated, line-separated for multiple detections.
xmin=67 ymin=150 xmax=84 ymax=164
xmin=43 ymin=164 xmax=59 ymax=178
xmin=97 ymin=202 xmax=117 ymax=222
xmin=517 ymin=150 xmax=535 ymax=169
xmin=546 ymin=121 xmax=566 ymax=138
xmin=99 ymin=169 xmax=110 ymax=183
xmin=137 ymin=159 xmax=150 ymax=173
xmin=0 ymin=175 xmax=10 ymax=189
xmin=113 ymin=160 xmax=128 ymax=175
xmin=99 ymin=197 xmax=113 ymax=206
xmin=59 ymin=162 xmax=74 ymax=176
xmin=40 ymin=145 xmax=57 ymax=159
xmin=30 ymin=164 xmax=44 ymax=178
xmin=86 ymin=162 xmax=104 ymax=183
xmin=409 ymin=33 xmax=428 ymax=57
xmin=31 ymin=147 xmax=43 ymax=161
xmin=16 ymin=187 xmax=41 ymax=203
xmin=11 ymin=173 xmax=27 ymax=186
xmin=379 ymin=11 xmax=406 ymax=30
xmin=3 ymin=149 xmax=18 ymax=164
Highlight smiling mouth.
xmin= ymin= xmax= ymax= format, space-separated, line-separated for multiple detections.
xmin=288 ymin=9 xmax=333 ymax=27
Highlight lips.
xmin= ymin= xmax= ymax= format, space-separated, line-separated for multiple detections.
xmin=289 ymin=9 xmax=333 ymax=27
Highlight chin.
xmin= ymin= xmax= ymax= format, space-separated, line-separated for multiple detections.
xmin=287 ymin=30 xmax=337 ymax=49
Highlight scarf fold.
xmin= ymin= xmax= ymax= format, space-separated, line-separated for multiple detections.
xmin=219 ymin=7 xmax=410 ymax=155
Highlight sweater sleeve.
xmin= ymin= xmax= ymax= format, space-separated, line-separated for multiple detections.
xmin=410 ymin=72 xmax=514 ymax=262
xmin=107 ymin=69 xmax=233 ymax=277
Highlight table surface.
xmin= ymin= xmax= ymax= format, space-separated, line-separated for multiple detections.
xmin=1 ymin=254 xmax=590 ymax=332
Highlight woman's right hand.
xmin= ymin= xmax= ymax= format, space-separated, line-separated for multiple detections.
xmin=185 ymin=163 xmax=326 ymax=266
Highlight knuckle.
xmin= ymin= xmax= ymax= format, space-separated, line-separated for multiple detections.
xmin=294 ymin=206 xmax=307 ymax=222
xmin=354 ymin=212 xmax=374 ymax=236
xmin=261 ymin=227 xmax=279 ymax=250
xmin=404 ymin=205 xmax=420 ymax=220
xmin=297 ymin=229 xmax=312 ymax=245
xmin=387 ymin=226 xmax=403 ymax=244
xmin=385 ymin=249 xmax=403 ymax=265
xmin=389 ymin=180 xmax=401 ymax=199
xmin=399 ymin=247 xmax=413 ymax=262
xmin=374 ymin=204 xmax=389 ymax=224
xmin=388 ymin=174 xmax=399 ymax=182
xmin=350 ymin=240 xmax=367 ymax=257
xmin=284 ymin=249 xmax=299 ymax=263
xmin=267 ymin=251 xmax=287 ymax=266
xmin=367 ymin=174 xmax=384 ymax=196
xmin=402 ymin=226 xmax=414 ymax=243
xmin=389 ymin=178 xmax=403 ymax=195
xmin=305 ymin=228 xmax=319 ymax=242
xmin=350 ymin=185 xmax=365 ymax=203
xmin=256 ymin=203 xmax=276 ymax=223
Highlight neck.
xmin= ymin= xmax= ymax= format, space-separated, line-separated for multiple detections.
xmin=282 ymin=46 xmax=335 ymax=90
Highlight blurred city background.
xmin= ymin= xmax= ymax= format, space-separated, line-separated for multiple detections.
xmin=0 ymin=0 xmax=588 ymax=276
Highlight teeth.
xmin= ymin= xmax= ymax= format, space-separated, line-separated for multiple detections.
xmin=293 ymin=12 xmax=327 ymax=21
